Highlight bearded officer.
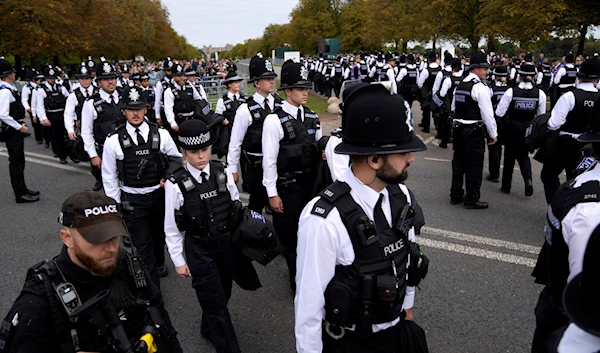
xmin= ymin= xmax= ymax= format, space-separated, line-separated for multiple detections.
xmin=450 ymin=51 xmax=498 ymax=209
xmin=0 ymin=59 xmax=40 ymax=203
xmin=81 ymin=60 xmax=125 ymax=191
xmin=541 ymin=57 xmax=600 ymax=203
xmin=102 ymin=86 xmax=181 ymax=287
xmin=0 ymin=191 xmax=183 ymax=352
xmin=227 ymin=55 xmax=281 ymax=213
xmin=262 ymin=60 xmax=321 ymax=291
xmin=295 ymin=83 xmax=428 ymax=352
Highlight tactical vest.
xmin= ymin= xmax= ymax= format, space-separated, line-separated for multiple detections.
xmin=334 ymin=66 xmax=343 ymax=79
xmin=172 ymin=83 xmax=195 ymax=121
xmin=540 ymin=70 xmax=552 ymax=88
xmin=274 ymin=106 xmax=320 ymax=174
xmin=561 ymin=89 xmax=600 ymax=134
xmin=241 ymin=96 xmax=282 ymax=154
xmin=375 ymin=64 xmax=384 ymax=78
xmin=379 ymin=65 xmax=391 ymax=82
xmin=403 ymin=67 xmax=418 ymax=87
xmin=114 ymin=123 xmax=165 ymax=188
xmin=448 ymin=74 xmax=463 ymax=102
xmin=142 ymin=87 xmax=156 ymax=108
xmin=91 ymin=93 xmax=125 ymax=144
xmin=221 ymin=93 xmax=246 ymax=122
xmin=454 ymin=79 xmax=482 ymax=121
xmin=533 ymin=179 xmax=600 ymax=304
xmin=507 ymin=87 xmax=540 ymax=121
xmin=1 ymin=239 xmax=153 ymax=353
xmin=171 ymin=161 xmax=233 ymax=238
xmin=73 ymin=87 xmax=96 ymax=121
xmin=311 ymin=182 xmax=426 ymax=335
xmin=160 ymin=79 xmax=172 ymax=101
xmin=0 ymin=86 xmax=25 ymax=122
xmin=559 ymin=66 xmax=577 ymax=85
xmin=25 ymin=83 xmax=35 ymax=108
xmin=42 ymin=84 xmax=67 ymax=112
xmin=491 ymin=85 xmax=509 ymax=109
xmin=424 ymin=66 xmax=441 ymax=89
xmin=360 ymin=64 xmax=369 ymax=77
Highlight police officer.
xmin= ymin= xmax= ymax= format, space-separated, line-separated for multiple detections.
xmin=450 ymin=51 xmax=498 ymax=209
xmin=531 ymin=107 xmax=600 ymax=351
xmin=102 ymin=85 xmax=181 ymax=287
xmin=537 ymin=62 xmax=553 ymax=95
xmin=184 ymin=67 xmax=208 ymax=101
xmin=295 ymin=83 xmax=428 ymax=352
xmin=227 ymin=55 xmax=281 ymax=213
xmin=487 ymin=65 xmax=510 ymax=182
xmin=541 ymin=57 xmax=600 ymax=203
xmin=65 ymin=62 xmax=95 ymax=147
xmin=140 ymin=73 xmax=158 ymax=123
xmin=163 ymin=64 xmax=204 ymax=138
xmin=35 ymin=66 xmax=70 ymax=164
xmin=214 ymin=72 xmax=246 ymax=158
xmin=164 ymin=119 xmax=242 ymax=353
xmin=397 ymin=54 xmax=419 ymax=108
xmin=554 ymin=226 xmax=600 ymax=352
xmin=0 ymin=59 xmax=39 ymax=203
xmin=21 ymin=70 xmax=44 ymax=145
xmin=379 ymin=53 xmax=398 ymax=94
xmin=495 ymin=63 xmax=546 ymax=196
xmin=0 ymin=191 xmax=183 ymax=352
xmin=262 ymin=60 xmax=322 ymax=291
xmin=117 ymin=63 xmax=131 ymax=91
xmin=436 ymin=58 xmax=463 ymax=148
xmin=81 ymin=60 xmax=125 ymax=191
xmin=552 ymin=53 xmax=577 ymax=106
xmin=417 ymin=51 xmax=441 ymax=133
xmin=154 ymin=57 xmax=174 ymax=124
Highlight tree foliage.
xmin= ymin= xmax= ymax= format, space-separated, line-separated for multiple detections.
xmin=0 ymin=0 xmax=198 ymax=63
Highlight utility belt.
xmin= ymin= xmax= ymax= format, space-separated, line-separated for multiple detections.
xmin=452 ymin=120 xmax=484 ymax=130
xmin=175 ymin=112 xmax=194 ymax=125
xmin=277 ymin=169 xmax=312 ymax=187
xmin=242 ymin=151 xmax=263 ymax=166
xmin=46 ymin=108 xmax=65 ymax=113
xmin=94 ymin=142 xmax=104 ymax=156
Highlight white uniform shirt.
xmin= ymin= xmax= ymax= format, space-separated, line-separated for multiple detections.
xmin=262 ymin=100 xmax=323 ymax=197
xmin=81 ymin=89 xmax=120 ymax=158
xmin=101 ymin=121 xmax=181 ymax=203
xmin=557 ymin=163 xmax=600 ymax=282
xmin=439 ymin=72 xmax=462 ymax=98
xmin=554 ymin=64 xmax=576 ymax=87
xmin=494 ymin=82 xmax=547 ymax=118
xmin=324 ymin=135 xmax=349 ymax=182
xmin=548 ymin=82 xmax=599 ymax=132
xmin=153 ymin=78 xmax=172 ymax=113
xmin=164 ymin=162 xmax=239 ymax=267
xmin=31 ymin=86 xmax=38 ymax=117
xmin=21 ymin=83 xmax=36 ymax=111
xmin=432 ymin=66 xmax=451 ymax=95
xmin=215 ymin=91 xmax=241 ymax=115
xmin=34 ymin=82 xmax=70 ymax=121
xmin=450 ymin=72 xmax=498 ymax=138
xmin=227 ymin=92 xmax=275 ymax=173
xmin=417 ymin=62 xmax=439 ymax=89
xmin=396 ymin=64 xmax=419 ymax=85
xmin=163 ymin=82 xmax=202 ymax=128
xmin=382 ymin=65 xmax=397 ymax=94
xmin=557 ymin=323 xmax=600 ymax=352
xmin=0 ymin=81 xmax=23 ymax=130
xmin=64 ymin=86 xmax=94 ymax=134
xmin=295 ymin=168 xmax=417 ymax=353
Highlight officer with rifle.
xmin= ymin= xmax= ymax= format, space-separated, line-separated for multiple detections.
xmin=0 ymin=191 xmax=183 ymax=353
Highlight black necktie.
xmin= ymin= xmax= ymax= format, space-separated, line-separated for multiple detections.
xmin=109 ymin=95 xmax=115 ymax=104
xmin=84 ymin=89 xmax=89 ymax=99
xmin=135 ymin=128 xmax=144 ymax=145
xmin=264 ymin=101 xmax=272 ymax=114
xmin=374 ymin=194 xmax=390 ymax=231
xmin=200 ymin=172 xmax=208 ymax=183
xmin=233 ymin=95 xmax=238 ymax=104
xmin=297 ymin=108 xmax=302 ymax=120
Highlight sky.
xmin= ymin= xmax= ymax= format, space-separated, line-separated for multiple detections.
xmin=161 ymin=0 xmax=298 ymax=48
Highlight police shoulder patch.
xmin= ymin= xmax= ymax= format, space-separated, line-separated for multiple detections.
xmin=311 ymin=198 xmax=335 ymax=218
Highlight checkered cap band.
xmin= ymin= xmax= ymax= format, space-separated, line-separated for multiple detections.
xmin=178 ymin=131 xmax=211 ymax=146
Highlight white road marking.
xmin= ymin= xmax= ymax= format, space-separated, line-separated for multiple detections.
xmin=423 ymin=136 xmax=435 ymax=145
xmin=424 ymin=157 xmax=451 ymax=162
xmin=0 ymin=151 xmax=90 ymax=175
xmin=421 ymin=226 xmax=541 ymax=254
xmin=419 ymin=238 xmax=537 ymax=268
xmin=416 ymin=134 xmax=424 ymax=141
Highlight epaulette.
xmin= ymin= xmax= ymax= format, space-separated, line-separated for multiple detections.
xmin=107 ymin=123 xmax=126 ymax=137
xmin=310 ymin=181 xmax=352 ymax=218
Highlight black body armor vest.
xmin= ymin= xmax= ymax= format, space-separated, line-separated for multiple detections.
xmin=172 ymin=83 xmax=195 ymax=120
xmin=507 ymin=87 xmax=540 ymax=121
xmin=491 ymin=85 xmax=509 ymax=109
xmin=360 ymin=64 xmax=369 ymax=76
xmin=402 ymin=67 xmax=418 ymax=87
xmin=540 ymin=70 xmax=552 ymax=88
xmin=171 ymin=161 xmax=233 ymax=237
xmin=73 ymin=87 xmax=96 ymax=121
xmin=221 ymin=93 xmax=246 ymax=122
xmin=311 ymin=182 xmax=427 ymax=336
xmin=0 ymin=87 xmax=25 ymax=122
xmin=25 ymin=83 xmax=35 ymax=108
xmin=114 ymin=123 xmax=165 ymax=188
xmin=42 ymin=84 xmax=67 ymax=112
xmin=454 ymin=80 xmax=482 ymax=121
xmin=379 ymin=65 xmax=391 ymax=81
xmin=241 ymin=96 xmax=282 ymax=154
xmin=142 ymin=87 xmax=156 ymax=108
xmin=558 ymin=66 xmax=577 ymax=85
xmin=274 ymin=106 xmax=320 ymax=174
xmin=160 ymin=79 xmax=172 ymax=101
xmin=561 ymin=89 xmax=600 ymax=134
xmin=91 ymin=93 xmax=125 ymax=145
xmin=334 ymin=66 xmax=344 ymax=79
xmin=533 ymin=179 xmax=600 ymax=304
xmin=424 ymin=66 xmax=441 ymax=89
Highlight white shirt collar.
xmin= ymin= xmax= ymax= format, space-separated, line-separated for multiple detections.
xmin=253 ymin=92 xmax=273 ymax=108
xmin=99 ymin=89 xmax=119 ymax=103
xmin=338 ymin=168 xmax=390 ymax=212
xmin=0 ymin=81 xmax=16 ymax=90
xmin=577 ymin=82 xmax=599 ymax=92
xmin=282 ymin=101 xmax=303 ymax=120
xmin=187 ymin=162 xmax=211 ymax=183
xmin=227 ymin=91 xmax=239 ymax=100
xmin=125 ymin=121 xmax=149 ymax=144
xmin=518 ymin=82 xmax=534 ymax=89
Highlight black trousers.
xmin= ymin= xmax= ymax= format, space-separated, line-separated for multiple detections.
xmin=401 ymin=88 xmax=415 ymax=108
xmin=322 ymin=321 xmax=406 ymax=353
xmin=272 ymin=175 xmax=315 ymax=288
xmin=241 ymin=158 xmax=269 ymax=214
xmin=333 ymin=79 xmax=343 ymax=98
xmin=451 ymin=126 xmax=486 ymax=203
xmin=540 ymin=137 xmax=582 ymax=204
xmin=488 ymin=143 xmax=502 ymax=180
xmin=531 ymin=287 xmax=569 ymax=353
xmin=438 ymin=112 xmax=452 ymax=144
xmin=502 ymin=121 xmax=532 ymax=191
xmin=47 ymin=112 xmax=67 ymax=159
xmin=323 ymin=79 xmax=332 ymax=98
xmin=421 ymin=107 xmax=431 ymax=131
xmin=5 ymin=127 xmax=27 ymax=198
xmin=30 ymin=113 xmax=44 ymax=143
xmin=122 ymin=188 xmax=166 ymax=288
xmin=185 ymin=233 xmax=240 ymax=353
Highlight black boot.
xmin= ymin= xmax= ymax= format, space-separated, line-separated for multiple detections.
xmin=93 ymin=178 xmax=103 ymax=191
